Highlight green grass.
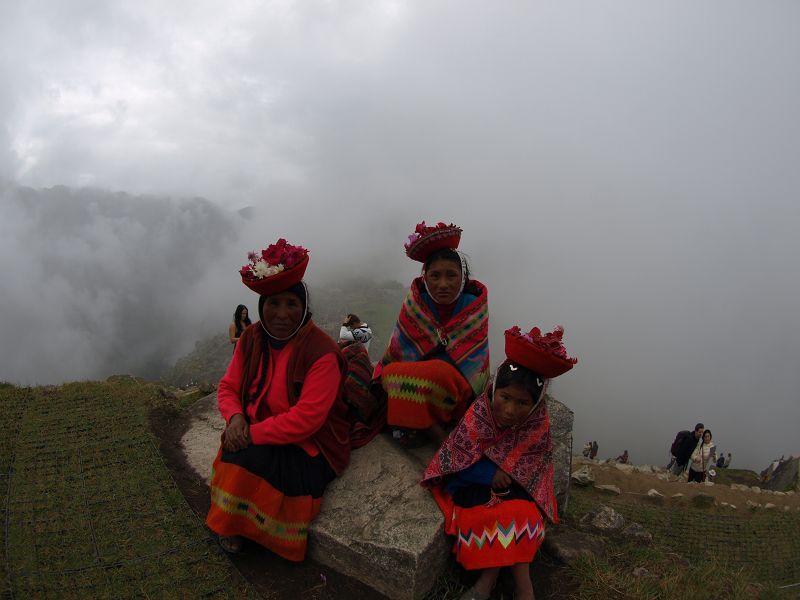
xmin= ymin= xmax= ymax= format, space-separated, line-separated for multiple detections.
xmin=1 ymin=380 xmax=256 ymax=599
xmin=564 ymin=486 xmax=800 ymax=598
xmin=565 ymin=543 xmax=778 ymax=600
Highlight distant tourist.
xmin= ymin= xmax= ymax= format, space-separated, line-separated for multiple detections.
xmin=669 ymin=423 xmax=705 ymax=476
xmin=338 ymin=313 xmax=373 ymax=352
xmin=615 ymin=450 xmax=629 ymax=464
xmin=374 ymin=221 xmax=489 ymax=448
xmin=207 ymin=240 xmax=351 ymax=560
xmin=582 ymin=441 xmax=592 ymax=458
xmin=228 ymin=304 xmax=252 ymax=351
xmin=422 ymin=323 xmax=577 ymax=600
xmin=590 ymin=440 xmax=599 ymax=459
xmin=688 ymin=429 xmax=716 ymax=483
xmin=723 ymin=452 xmax=732 ymax=468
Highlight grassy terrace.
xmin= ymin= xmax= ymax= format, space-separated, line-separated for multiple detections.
xmin=0 ymin=379 xmax=254 ymax=599
xmin=563 ymin=486 xmax=799 ymax=599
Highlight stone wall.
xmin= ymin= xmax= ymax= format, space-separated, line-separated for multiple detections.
xmin=547 ymin=394 xmax=575 ymax=512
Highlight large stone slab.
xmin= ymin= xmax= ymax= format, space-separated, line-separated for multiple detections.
xmin=308 ymin=436 xmax=449 ymax=600
xmin=180 ymin=392 xmax=224 ymax=481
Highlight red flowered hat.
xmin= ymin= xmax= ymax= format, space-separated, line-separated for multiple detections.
xmin=239 ymin=238 xmax=309 ymax=295
xmin=404 ymin=221 xmax=462 ymax=263
xmin=504 ymin=325 xmax=578 ymax=378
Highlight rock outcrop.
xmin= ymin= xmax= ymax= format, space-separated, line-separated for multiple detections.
xmin=542 ymin=525 xmax=606 ymax=564
xmin=571 ymin=465 xmax=594 ymax=487
xmin=765 ymin=457 xmax=800 ymax=492
xmin=580 ymin=504 xmax=625 ymax=533
xmin=547 ymin=395 xmax=575 ymax=511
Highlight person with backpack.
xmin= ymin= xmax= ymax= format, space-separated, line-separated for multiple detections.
xmin=669 ymin=423 xmax=705 ymax=476
xmin=716 ymin=452 xmax=726 ymax=469
xmin=206 ymin=239 xmax=350 ymax=559
xmin=339 ymin=313 xmax=373 ymax=352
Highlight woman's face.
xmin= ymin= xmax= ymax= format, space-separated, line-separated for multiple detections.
xmin=424 ymin=258 xmax=462 ymax=305
xmin=492 ymin=383 xmax=537 ymax=428
xmin=703 ymin=431 xmax=712 ymax=444
xmin=262 ymin=292 xmax=304 ymax=338
xmin=241 ymin=308 xmax=248 ymax=320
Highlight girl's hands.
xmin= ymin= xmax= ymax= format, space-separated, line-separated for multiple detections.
xmin=492 ymin=468 xmax=512 ymax=490
xmin=224 ymin=414 xmax=250 ymax=451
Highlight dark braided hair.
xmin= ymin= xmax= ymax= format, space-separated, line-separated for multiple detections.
xmin=494 ymin=361 xmax=545 ymax=405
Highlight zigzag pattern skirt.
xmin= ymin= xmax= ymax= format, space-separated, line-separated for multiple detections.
xmin=432 ymin=484 xmax=546 ymax=570
xmin=382 ymin=359 xmax=473 ymax=429
xmin=206 ymin=443 xmax=335 ymax=561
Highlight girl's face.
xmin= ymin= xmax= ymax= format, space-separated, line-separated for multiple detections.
xmin=424 ymin=258 xmax=462 ymax=305
xmin=241 ymin=308 xmax=248 ymax=320
xmin=492 ymin=383 xmax=537 ymax=428
xmin=262 ymin=292 xmax=303 ymax=338
xmin=703 ymin=431 xmax=712 ymax=444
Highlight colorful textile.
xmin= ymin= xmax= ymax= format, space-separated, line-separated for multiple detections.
xmin=340 ymin=342 xmax=385 ymax=448
xmin=383 ymin=359 xmax=474 ymax=429
xmin=380 ymin=277 xmax=490 ymax=396
xmin=431 ymin=486 xmax=545 ymax=569
xmin=341 ymin=343 xmax=374 ymax=420
xmin=206 ymin=443 xmax=335 ymax=561
xmin=422 ymin=382 xmax=558 ymax=523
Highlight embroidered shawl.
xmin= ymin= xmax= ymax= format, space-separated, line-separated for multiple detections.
xmin=422 ymin=383 xmax=558 ymax=523
xmin=379 ymin=277 xmax=490 ymax=395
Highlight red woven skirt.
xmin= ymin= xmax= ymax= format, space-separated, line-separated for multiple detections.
xmin=206 ymin=443 xmax=335 ymax=562
xmin=382 ymin=359 xmax=473 ymax=429
xmin=431 ymin=485 xmax=546 ymax=570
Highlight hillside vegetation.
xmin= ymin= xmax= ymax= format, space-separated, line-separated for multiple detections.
xmin=0 ymin=378 xmax=255 ymax=599
xmin=162 ymin=278 xmax=406 ymax=386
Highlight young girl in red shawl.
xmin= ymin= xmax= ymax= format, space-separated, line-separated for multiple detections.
xmin=422 ymin=325 xmax=577 ymax=600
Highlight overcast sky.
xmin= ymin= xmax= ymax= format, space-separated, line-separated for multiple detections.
xmin=2 ymin=1 xmax=799 ymax=470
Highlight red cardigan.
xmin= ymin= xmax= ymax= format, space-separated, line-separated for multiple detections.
xmin=217 ymin=320 xmax=351 ymax=473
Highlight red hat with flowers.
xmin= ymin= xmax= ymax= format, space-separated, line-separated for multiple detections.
xmin=239 ymin=238 xmax=309 ymax=295
xmin=404 ymin=221 xmax=462 ymax=263
xmin=504 ymin=325 xmax=578 ymax=378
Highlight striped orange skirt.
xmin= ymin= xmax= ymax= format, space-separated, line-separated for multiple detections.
xmin=206 ymin=443 xmax=335 ymax=561
xmin=382 ymin=359 xmax=473 ymax=429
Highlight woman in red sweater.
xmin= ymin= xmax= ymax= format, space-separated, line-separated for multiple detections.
xmin=206 ymin=239 xmax=350 ymax=560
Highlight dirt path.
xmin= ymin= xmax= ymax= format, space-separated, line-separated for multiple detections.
xmin=574 ymin=457 xmax=800 ymax=511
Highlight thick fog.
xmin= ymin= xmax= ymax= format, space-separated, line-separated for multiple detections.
xmin=1 ymin=1 xmax=799 ymax=471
